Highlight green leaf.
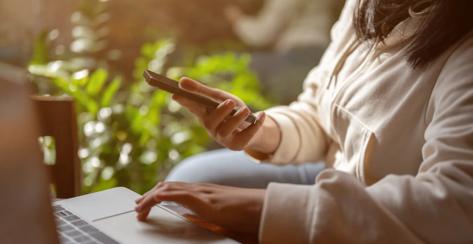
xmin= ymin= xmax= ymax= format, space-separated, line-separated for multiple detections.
xmin=100 ymin=76 xmax=122 ymax=107
xmin=86 ymin=68 xmax=108 ymax=96
xmin=30 ymin=31 xmax=49 ymax=65
xmin=51 ymin=77 xmax=98 ymax=114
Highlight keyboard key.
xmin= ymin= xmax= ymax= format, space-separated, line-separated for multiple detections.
xmin=53 ymin=205 xmax=65 ymax=212
xmin=79 ymin=225 xmax=100 ymax=234
xmin=56 ymin=211 xmax=68 ymax=217
xmin=58 ymin=225 xmax=74 ymax=232
xmin=56 ymin=219 xmax=67 ymax=226
xmin=54 ymin=205 xmax=117 ymax=244
xmin=73 ymin=235 xmax=92 ymax=242
xmin=64 ymin=215 xmax=80 ymax=222
xmin=62 ymin=241 xmax=76 ymax=244
xmin=71 ymin=220 xmax=88 ymax=227
xmin=83 ymin=241 xmax=100 ymax=244
xmin=63 ymin=229 xmax=82 ymax=237
xmin=90 ymin=232 xmax=119 ymax=244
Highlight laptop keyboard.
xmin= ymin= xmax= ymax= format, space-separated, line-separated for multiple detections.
xmin=53 ymin=205 xmax=119 ymax=244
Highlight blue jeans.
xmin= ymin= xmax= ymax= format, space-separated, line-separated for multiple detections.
xmin=166 ymin=149 xmax=325 ymax=188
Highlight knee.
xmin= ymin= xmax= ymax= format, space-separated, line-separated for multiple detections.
xmin=165 ymin=150 xmax=234 ymax=184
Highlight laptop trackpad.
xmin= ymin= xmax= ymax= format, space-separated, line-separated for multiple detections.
xmin=57 ymin=187 xmax=140 ymax=221
xmin=93 ymin=206 xmax=238 ymax=244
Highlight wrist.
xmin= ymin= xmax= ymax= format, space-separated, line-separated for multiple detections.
xmin=245 ymin=115 xmax=280 ymax=155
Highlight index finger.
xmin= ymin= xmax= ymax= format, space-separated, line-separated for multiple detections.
xmin=135 ymin=191 xmax=197 ymax=221
xmin=135 ymin=182 xmax=164 ymax=204
xmin=135 ymin=191 xmax=161 ymax=221
xmin=179 ymin=78 xmax=230 ymax=102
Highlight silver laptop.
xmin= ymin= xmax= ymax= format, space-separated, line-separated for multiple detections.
xmin=0 ymin=75 xmax=238 ymax=244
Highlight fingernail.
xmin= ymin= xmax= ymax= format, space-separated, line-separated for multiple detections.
xmin=256 ymin=112 xmax=265 ymax=122
xmin=184 ymin=78 xmax=197 ymax=87
xmin=226 ymin=100 xmax=234 ymax=106
xmin=237 ymin=107 xmax=250 ymax=115
xmin=218 ymin=100 xmax=231 ymax=109
xmin=179 ymin=78 xmax=192 ymax=89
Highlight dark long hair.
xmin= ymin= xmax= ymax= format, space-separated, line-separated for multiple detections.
xmin=354 ymin=0 xmax=473 ymax=68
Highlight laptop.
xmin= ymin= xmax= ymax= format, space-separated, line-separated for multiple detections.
xmin=0 ymin=75 xmax=238 ymax=244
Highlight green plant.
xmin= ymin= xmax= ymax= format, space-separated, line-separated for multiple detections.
xmin=28 ymin=0 xmax=273 ymax=194
xmin=168 ymin=52 xmax=270 ymax=109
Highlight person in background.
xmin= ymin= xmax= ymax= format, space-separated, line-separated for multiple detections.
xmin=137 ymin=0 xmax=473 ymax=243
xmin=226 ymin=0 xmax=344 ymax=104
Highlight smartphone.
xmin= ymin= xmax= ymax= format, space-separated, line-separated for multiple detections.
xmin=143 ymin=70 xmax=257 ymax=124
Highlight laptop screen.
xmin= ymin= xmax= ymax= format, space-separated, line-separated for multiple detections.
xmin=0 ymin=78 xmax=59 ymax=244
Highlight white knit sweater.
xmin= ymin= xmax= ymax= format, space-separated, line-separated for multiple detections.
xmin=254 ymin=0 xmax=473 ymax=243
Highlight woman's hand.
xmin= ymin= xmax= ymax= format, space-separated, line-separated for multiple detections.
xmin=172 ymin=78 xmax=267 ymax=151
xmin=134 ymin=182 xmax=265 ymax=235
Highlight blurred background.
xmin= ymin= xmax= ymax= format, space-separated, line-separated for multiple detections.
xmin=0 ymin=0 xmax=342 ymax=194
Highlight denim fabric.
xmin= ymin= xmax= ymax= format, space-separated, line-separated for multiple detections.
xmin=166 ymin=149 xmax=325 ymax=188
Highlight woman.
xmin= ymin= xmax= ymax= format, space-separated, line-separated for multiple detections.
xmin=136 ymin=0 xmax=473 ymax=242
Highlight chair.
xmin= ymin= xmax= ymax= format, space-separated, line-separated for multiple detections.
xmin=32 ymin=96 xmax=81 ymax=198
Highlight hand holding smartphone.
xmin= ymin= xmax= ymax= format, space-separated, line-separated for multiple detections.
xmin=143 ymin=70 xmax=257 ymax=124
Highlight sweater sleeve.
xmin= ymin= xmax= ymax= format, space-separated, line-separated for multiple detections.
xmin=259 ymin=38 xmax=473 ymax=243
xmin=262 ymin=67 xmax=330 ymax=164
xmin=251 ymin=0 xmax=357 ymax=164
